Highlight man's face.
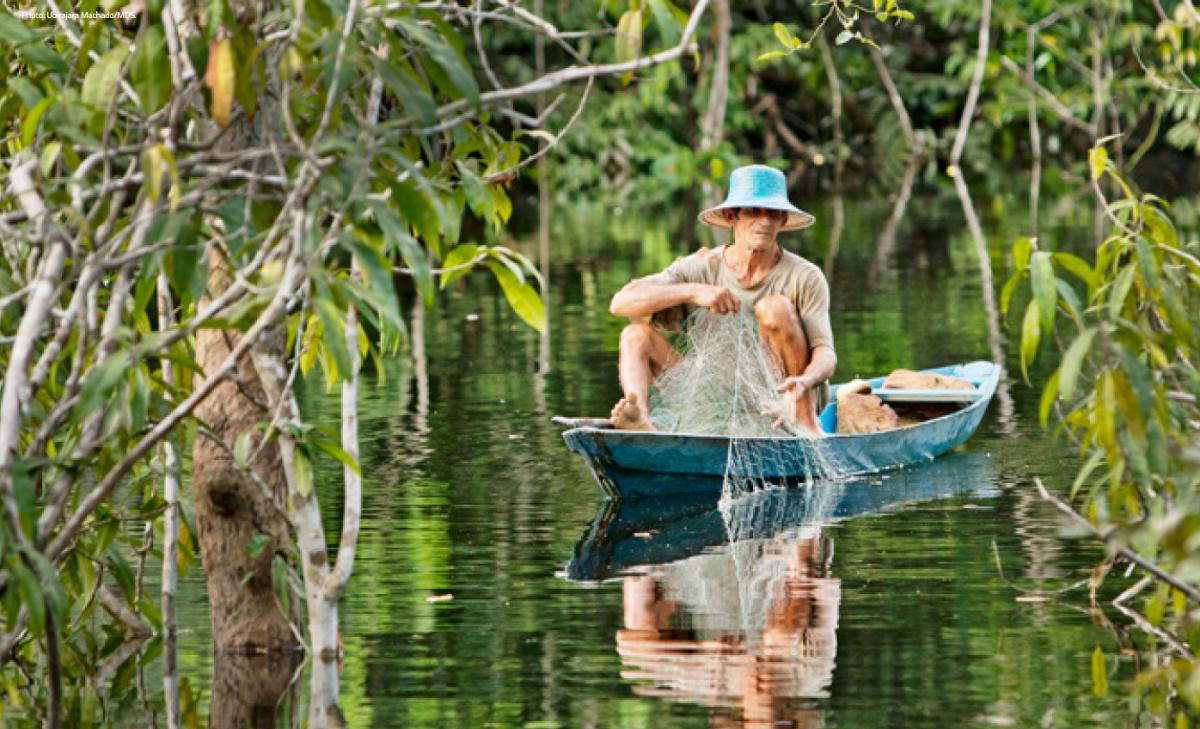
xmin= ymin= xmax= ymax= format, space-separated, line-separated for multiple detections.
xmin=724 ymin=207 xmax=785 ymax=251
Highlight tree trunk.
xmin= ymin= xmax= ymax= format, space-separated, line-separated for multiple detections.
xmin=698 ymin=0 xmax=730 ymax=152
xmin=699 ymin=0 xmax=731 ymax=245
xmin=186 ymin=0 xmax=299 ymax=655
xmin=191 ymin=261 xmax=298 ymax=652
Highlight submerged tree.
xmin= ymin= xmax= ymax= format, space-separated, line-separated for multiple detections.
xmin=0 ymin=0 xmax=712 ymax=724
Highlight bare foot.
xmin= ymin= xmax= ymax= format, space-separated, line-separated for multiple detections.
xmin=610 ymin=393 xmax=655 ymax=431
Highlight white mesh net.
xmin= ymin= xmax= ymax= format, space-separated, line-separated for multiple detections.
xmin=647 ymin=309 xmax=847 ymax=502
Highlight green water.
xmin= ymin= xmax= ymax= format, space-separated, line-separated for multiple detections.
xmin=173 ymin=182 xmax=1132 ymax=727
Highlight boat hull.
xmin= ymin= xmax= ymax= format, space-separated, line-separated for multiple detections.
xmin=560 ymin=361 xmax=1000 ymax=498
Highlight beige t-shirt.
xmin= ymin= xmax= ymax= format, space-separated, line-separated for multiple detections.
xmin=640 ymin=245 xmax=835 ymax=352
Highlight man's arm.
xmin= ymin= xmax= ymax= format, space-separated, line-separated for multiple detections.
xmin=610 ymin=280 xmax=740 ymax=318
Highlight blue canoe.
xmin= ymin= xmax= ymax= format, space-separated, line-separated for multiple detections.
xmin=555 ymin=361 xmax=1001 ymax=499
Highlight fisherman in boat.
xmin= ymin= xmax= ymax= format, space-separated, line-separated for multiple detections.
xmin=608 ymin=164 xmax=836 ymax=435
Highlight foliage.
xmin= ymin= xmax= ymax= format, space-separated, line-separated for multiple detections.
xmin=543 ymin=0 xmax=1199 ymax=209
xmin=0 ymin=0 xmax=702 ymax=720
xmin=759 ymin=0 xmax=915 ymax=58
xmin=1004 ymin=140 xmax=1200 ymax=722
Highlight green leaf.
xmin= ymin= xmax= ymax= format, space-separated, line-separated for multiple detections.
xmin=1054 ymin=279 xmax=1082 ymax=324
xmin=1112 ymin=370 xmax=1145 ymax=440
xmin=616 ymin=9 xmax=644 ymax=65
xmin=1071 ymin=450 xmax=1105 ymax=499
xmin=756 ymin=50 xmax=789 ymax=62
xmin=292 ymin=448 xmax=313 ymax=498
xmin=138 ymin=597 xmax=164 ymax=632
xmin=486 ymin=260 xmax=546 ymax=333
xmin=1019 ymin=300 xmax=1039 ymax=382
xmin=315 ymin=297 xmax=352 ymax=382
xmin=108 ymin=546 xmax=136 ymax=604
xmin=1106 ymin=264 xmax=1136 ymax=319
xmin=1053 ymin=252 xmax=1097 ymax=293
xmin=21 ymin=95 xmax=54 ymax=147
xmin=19 ymin=42 xmax=69 ymax=75
xmin=1144 ymin=205 xmax=1179 ymax=248
xmin=271 ymin=554 xmax=291 ymax=614
xmin=1039 ymin=368 xmax=1060 ymax=426
xmin=459 ymin=165 xmax=491 ymax=219
xmin=1091 ymin=646 xmax=1108 ymax=696
xmin=373 ymin=56 xmax=437 ymax=127
xmin=244 ymin=533 xmax=271 ymax=559
xmin=78 ymin=351 xmax=131 ymax=422
xmin=646 ymin=0 xmax=682 ymax=46
xmin=773 ymin=22 xmax=795 ymax=48
xmin=1059 ymin=327 xmax=1096 ymax=402
xmin=439 ymin=244 xmax=481 ymax=288
xmin=1096 ymin=370 xmax=1117 ymax=452
xmin=82 ymin=46 xmax=130 ymax=113
xmin=835 ymin=30 xmax=854 ymax=45
xmin=311 ymin=435 xmax=361 ymax=477
xmin=400 ymin=19 xmax=480 ymax=107
xmin=344 ymin=237 xmax=400 ymax=327
xmin=391 ymin=181 xmax=441 ymax=256
xmin=132 ymin=25 xmax=170 ymax=113
xmin=233 ymin=432 xmax=253 ymax=468
xmin=142 ymin=146 xmax=164 ymax=204
xmin=1029 ymin=251 xmax=1056 ymax=332
xmin=232 ymin=29 xmax=261 ymax=121
xmin=374 ymin=202 xmax=434 ymax=307
xmin=11 ymin=459 xmax=35 ymax=539
xmin=999 ymin=271 xmax=1023 ymax=316
xmin=9 ymin=77 xmax=44 ymax=110
xmin=0 ymin=10 xmax=37 ymax=45
xmin=1113 ymin=344 xmax=1152 ymax=421
xmin=14 ymin=565 xmax=44 ymax=637
xmin=1012 ymin=236 xmax=1034 ymax=272
xmin=1089 ymin=146 xmax=1109 ymax=181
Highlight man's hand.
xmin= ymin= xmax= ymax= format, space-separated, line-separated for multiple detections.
xmin=760 ymin=375 xmax=812 ymax=429
xmin=776 ymin=374 xmax=814 ymax=399
xmin=691 ymin=285 xmax=740 ymax=315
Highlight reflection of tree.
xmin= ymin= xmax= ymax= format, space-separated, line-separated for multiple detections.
xmin=866 ymin=161 xmax=919 ymax=287
xmin=208 ymin=652 xmax=301 ymax=729
xmin=616 ymin=530 xmax=839 ymax=728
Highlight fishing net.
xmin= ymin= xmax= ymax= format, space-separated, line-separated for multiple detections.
xmin=647 ymin=308 xmax=846 ymax=502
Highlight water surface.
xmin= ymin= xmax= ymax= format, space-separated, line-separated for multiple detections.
xmin=173 ymin=182 xmax=1128 ymax=727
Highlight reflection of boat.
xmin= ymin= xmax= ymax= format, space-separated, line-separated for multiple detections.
xmin=555 ymin=361 xmax=1000 ymax=498
xmin=566 ymin=452 xmax=997 ymax=582
xmin=566 ymin=453 xmax=998 ymax=726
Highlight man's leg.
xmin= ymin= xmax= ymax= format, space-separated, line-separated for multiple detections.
xmin=611 ymin=322 xmax=679 ymax=430
xmin=754 ymin=294 xmax=820 ymax=432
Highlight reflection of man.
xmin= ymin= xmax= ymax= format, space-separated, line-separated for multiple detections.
xmin=616 ymin=529 xmax=840 ymax=727
xmin=607 ymin=165 xmax=837 ymax=434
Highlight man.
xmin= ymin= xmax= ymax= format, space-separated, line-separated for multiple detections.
xmin=608 ymin=164 xmax=836 ymax=434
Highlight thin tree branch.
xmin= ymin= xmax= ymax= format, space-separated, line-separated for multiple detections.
xmin=999 ymin=55 xmax=1098 ymax=135
xmin=433 ymin=0 xmax=711 ymax=120
xmin=1033 ymin=477 xmax=1200 ymax=604
xmin=43 ymin=251 xmax=309 ymax=563
xmin=950 ymin=0 xmax=993 ymax=167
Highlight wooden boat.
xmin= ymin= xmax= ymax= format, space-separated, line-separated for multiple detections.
xmin=566 ymin=451 xmax=997 ymax=581
xmin=554 ymin=361 xmax=1001 ymax=499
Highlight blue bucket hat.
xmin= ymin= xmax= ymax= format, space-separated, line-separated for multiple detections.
xmin=698 ymin=164 xmax=814 ymax=231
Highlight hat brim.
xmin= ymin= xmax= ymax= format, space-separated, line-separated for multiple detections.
xmin=698 ymin=204 xmax=815 ymax=231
